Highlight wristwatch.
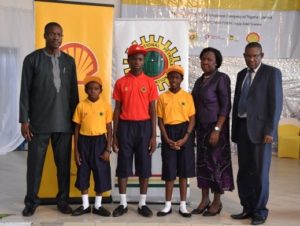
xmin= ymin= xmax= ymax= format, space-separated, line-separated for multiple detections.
xmin=214 ymin=126 xmax=221 ymax=132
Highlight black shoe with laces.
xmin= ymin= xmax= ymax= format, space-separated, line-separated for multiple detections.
xmin=112 ymin=205 xmax=128 ymax=217
xmin=137 ymin=205 xmax=153 ymax=217
xmin=231 ymin=211 xmax=252 ymax=219
xmin=251 ymin=214 xmax=267 ymax=225
xmin=57 ymin=203 xmax=73 ymax=214
xmin=22 ymin=205 xmax=37 ymax=217
xmin=92 ymin=206 xmax=111 ymax=217
xmin=72 ymin=206 xmax=91 ymax=216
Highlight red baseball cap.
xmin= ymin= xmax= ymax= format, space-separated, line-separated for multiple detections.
xmin=127 ymin=44 xmax=147 ymax=57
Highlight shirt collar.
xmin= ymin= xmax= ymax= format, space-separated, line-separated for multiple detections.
xmin=248 ymin=63 xmax=262 ymax=73
xmin=43 ymin=48 xmax=61 ymax=58
xmin=167 ymin=88 xmax=182 ymax=95
xmin=126 ymin=71 xmax=145 ymax=78
xmin=85 ymin=98 xmax=101 ymax=104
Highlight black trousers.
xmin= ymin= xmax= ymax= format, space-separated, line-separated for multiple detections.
xmin=236 ymin=118 xmax=272 ymax=218
xmin=24 ymin=133 xmax=72 ymax=207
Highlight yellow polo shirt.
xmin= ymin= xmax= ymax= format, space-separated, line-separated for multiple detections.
xmin=73 ymin=98 xmax=112 ymax=136
xmin=157 ymin=89 xmax=195 ymax=125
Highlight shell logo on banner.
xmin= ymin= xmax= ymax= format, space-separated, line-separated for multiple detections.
xmin=60 ymin=43 xmax=98 ymax=85
xmin=246 ymin=32 xmax=260 ymax=43
xmin=122 ymin=35 xmax=181 ymax=92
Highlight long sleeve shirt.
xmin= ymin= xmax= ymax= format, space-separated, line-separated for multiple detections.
xmin=19 ymin=49 xmax=79 ymax=133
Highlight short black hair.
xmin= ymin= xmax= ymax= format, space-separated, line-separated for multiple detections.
xmin=245 ymin=42 xmax=263 ymax=51
xmin=199 ymin=47 xmax=223 ymax=68
xmin=44 ymin=22 xmax=62 ymax=34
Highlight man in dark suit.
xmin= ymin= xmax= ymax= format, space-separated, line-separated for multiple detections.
xmin=231 ymin=42 xmax=283 ymax=225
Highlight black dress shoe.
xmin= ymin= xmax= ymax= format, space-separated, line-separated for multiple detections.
xmin=92 ymin=206 xmax=111 ymax=217
xmin=22 ymin=205 xmax=37 ymax=217
xmin=112 ymin=205 xmax=128 ymax=217
xmin=231 ymin=211 xmax=252 ymax=219
xmin=179 ymin=209 xmax=192 ymax=218
xmin=191 ymin=202 xmax=210 ymax=215
xmin=157 ymin=208 xmax=172 ymax=217
xmin=137 ymin=205 xmax=153 ymax=217
xmin=72 ymin=206 xmax=91 ymax=216
xmin=57 ymin=204 xmax=73 ymax=214
xmin=251 ymin=214 xmax=266 ymax=225
xmin=203 ymin=203 xmax=222 ymax=217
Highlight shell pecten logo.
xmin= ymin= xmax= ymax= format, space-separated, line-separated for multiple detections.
xmin=60 ymin=43 xmax=98 ymax=84
xmin=246 ymin=32 xmax=260 ymax=43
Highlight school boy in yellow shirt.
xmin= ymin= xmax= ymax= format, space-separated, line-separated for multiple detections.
xmin=157 ymin=65 xmax=196 ymax=218
xmin=72 ymin=76 xmax=112 ymax=217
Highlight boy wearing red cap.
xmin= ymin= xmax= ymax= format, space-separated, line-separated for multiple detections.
xmin=72 ymin=76 xmax=112 ymax=217
xmin=156 ymin=65 xmax=196 ymax=218
xmin=112 ymin=44 xmax=158 ymax=217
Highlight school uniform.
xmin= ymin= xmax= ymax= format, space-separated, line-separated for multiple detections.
xmin=113 ymin=72 xmax=158 ymax=178
xmin=73 ymin=98 xmax=112 ymax=193
xmin=157 ymin=89 xmax=196 ymax=180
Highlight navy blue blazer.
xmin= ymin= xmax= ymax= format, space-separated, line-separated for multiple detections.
xmin=231 ymin=63 xmax=283 ymax=144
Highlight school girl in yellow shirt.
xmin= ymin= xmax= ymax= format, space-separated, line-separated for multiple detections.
xmin=156 ymin=65 xmax=196 ymax=218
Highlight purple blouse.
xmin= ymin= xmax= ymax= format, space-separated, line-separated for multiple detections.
xmin=192 ymin=71 xmax=231 ymax=125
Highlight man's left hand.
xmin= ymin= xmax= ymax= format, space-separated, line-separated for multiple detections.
xmin=263 ymin=135 xmax=273 ymax=144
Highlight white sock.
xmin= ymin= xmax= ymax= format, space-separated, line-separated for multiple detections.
xmin=180 ymin=201 xmax=188 ymax=213
xmin=120 ymin=194 xmax=127 ymax=208
xmin=138 ymin=194 xmax=147 ymax=208
xmin=161 ymin=201 xmax=172 ymax=213
xmin=94 ymin=196 xmax=102 ymax=209
xmin=82 ymin=194 xmax=89 ymax=209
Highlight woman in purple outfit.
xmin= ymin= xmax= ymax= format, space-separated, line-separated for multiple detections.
xmin=191 ymin=47 xmax=234 ymax=216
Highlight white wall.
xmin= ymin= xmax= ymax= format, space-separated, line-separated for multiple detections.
xmin=0 ymin=0 xmax=33 ymax=9
xmin=0 ymin=0 xmax=121 ymax=16
xmin=61 ymin=0 xmax=121 ymax=17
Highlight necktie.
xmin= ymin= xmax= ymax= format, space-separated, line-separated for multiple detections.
xmin=238 ymin=69 xmax=254 ymax=115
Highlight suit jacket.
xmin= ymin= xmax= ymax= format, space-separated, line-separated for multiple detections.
xmin=192 ymin=71 xmax=231 ymax=126
xmin=231 ymin=63 xmax=283 ymax=144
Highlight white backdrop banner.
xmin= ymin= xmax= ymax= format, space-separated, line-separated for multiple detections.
xmin=0 ymin=0 xmax=34 ymax=154
xmin=113 ymin=19 xmax=190 ymax=203
xmin=121 ymin=0 xmax=300 ymax=58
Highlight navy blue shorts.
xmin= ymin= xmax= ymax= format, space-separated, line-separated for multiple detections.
xmin=161 ymin=122 xmax=196 ymax=181
xmin=116 ymin=120 xmax=152 ymax=178
xmin=75 ymin=134 xmax=111 ymax=193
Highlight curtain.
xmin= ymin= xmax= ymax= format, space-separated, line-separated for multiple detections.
xmin=0 ymin=0 xmax=34 ymax=154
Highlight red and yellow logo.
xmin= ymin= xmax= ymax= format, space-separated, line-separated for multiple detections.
xmin=246 ymin=32 xmax=260 ymax=43
xmin=60 ymin=43 xmax=98 ymax=85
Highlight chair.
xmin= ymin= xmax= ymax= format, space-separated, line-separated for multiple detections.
xmin=278 ymin=118 xmax=300 ymax=159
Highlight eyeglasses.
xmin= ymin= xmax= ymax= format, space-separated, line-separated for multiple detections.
xmin=47 ymin=32 xmax=63 ymax=38
xmin=244 ymin=54 xmax=262 ymax=60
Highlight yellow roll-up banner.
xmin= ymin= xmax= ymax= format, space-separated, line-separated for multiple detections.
xmin=35 ymin=0 xmax=114 ymax=203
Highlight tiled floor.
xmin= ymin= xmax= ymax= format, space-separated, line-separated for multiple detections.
xmin=0 ymin=151 xmax=299 ymax=226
